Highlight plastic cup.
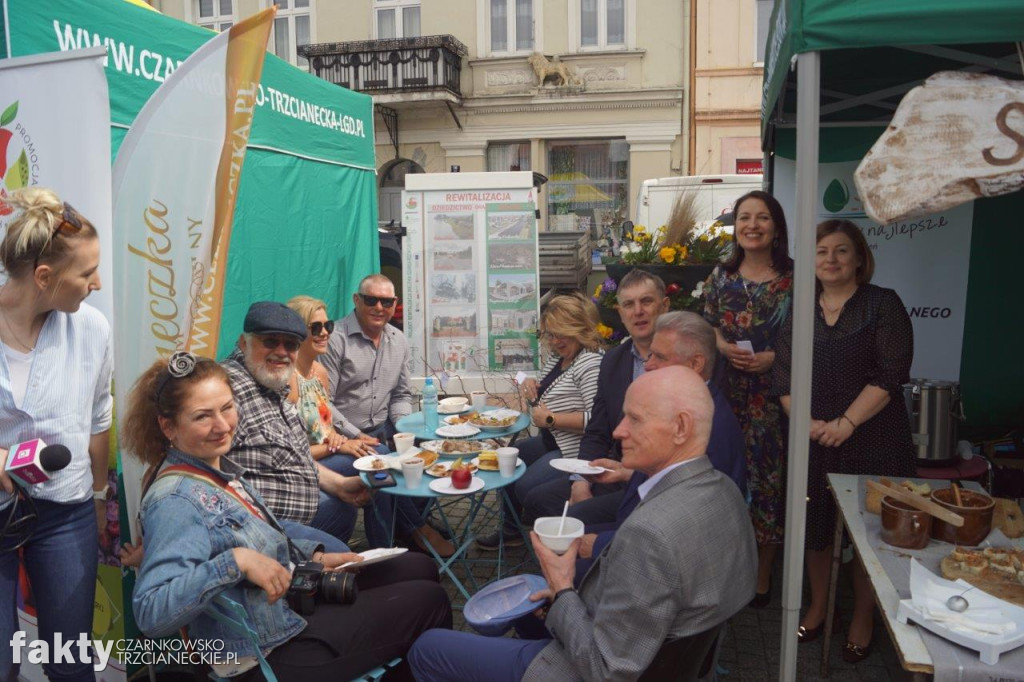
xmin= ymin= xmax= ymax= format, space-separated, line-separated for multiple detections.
xmin=401 ymin=457 xmax=424 ymax=489
xmin=496 ymin=447 xmax=519 ymax=478
xmin=393 ymin=432 xmax=416 ymax=454
xmin=471 ymin=391 xmax=488 ymax=410
xmin=533 ymin=516 xmax=585 ymax=555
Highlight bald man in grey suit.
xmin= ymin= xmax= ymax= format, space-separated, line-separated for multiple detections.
xmin=409 ymin=366 xmax=757 ymax=682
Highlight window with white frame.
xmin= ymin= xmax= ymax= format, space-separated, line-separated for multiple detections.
xmin=375 ymin=0 xmax=421 ymax=39
xmin=755 ymin=0 xmax=773 ymax=64
xmin=490 ymin=0 xmax=533 ymax=54
xmin=271 ymin=0 xmax=311 ymax=68
xmin=580 ymin=0 xmax=624 ymax=49
xmin=195 ymin=0 xmax=234 ymax=32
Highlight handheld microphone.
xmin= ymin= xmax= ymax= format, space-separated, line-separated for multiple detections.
xmin=5 ymin=439 xmax=72 ymax=486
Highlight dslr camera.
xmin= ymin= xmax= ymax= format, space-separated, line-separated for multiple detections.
xmin=286 ymin=561 xmax=358 ymax=615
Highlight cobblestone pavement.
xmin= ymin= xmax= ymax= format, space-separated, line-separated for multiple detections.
xmin=354 ymin=488 xmax=916 ymax=681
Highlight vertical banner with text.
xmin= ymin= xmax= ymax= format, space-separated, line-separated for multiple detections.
xmin=111 ymin=6 xmax=275 ymax=578
xmin=0 ymin=47 xmax=118 ymax=682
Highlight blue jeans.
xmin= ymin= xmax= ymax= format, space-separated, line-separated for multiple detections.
xmin=320 ymin=454 xmax=422 ymax=548
xmin=1 ymin=498 xmax=98 ymax=681
xmin=408 ymin=628 xmax=549 ymax=682
xmin=309 ymin=491 xmax=359 ymax=546
xmin=279 ymin=520 xmax=350 ymax=554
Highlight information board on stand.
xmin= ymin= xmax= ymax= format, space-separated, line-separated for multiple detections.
xmin=403 ymin=172 xmax=541 ymax=386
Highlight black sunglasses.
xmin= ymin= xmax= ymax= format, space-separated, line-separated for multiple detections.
xmin=357 ymin=294 xmax=397 ymax=308
xmin=309 ymin=320 xmax=335 ymax=336
xmin=256 ymin=336 xmax=301 ymax=353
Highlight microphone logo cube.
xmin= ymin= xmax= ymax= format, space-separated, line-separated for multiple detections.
xmin=7 ymin=438 xmax=48 ymax=485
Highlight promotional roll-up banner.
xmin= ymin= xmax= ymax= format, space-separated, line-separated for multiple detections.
xmin=775 ymin=141 xmax=973 ymax=381
xmin=0 ymin=47 xmax=117 ymax=682
xmin=111 ymin=4 xmax=275 ymax=604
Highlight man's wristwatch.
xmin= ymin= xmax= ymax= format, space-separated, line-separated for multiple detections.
xmin=552 ymin=587 xmax=576 ymax=604
xmin=92 ymin=488 xmax=108 ymax=501
xmin=544 ymin=413 xmax=555 ymax=428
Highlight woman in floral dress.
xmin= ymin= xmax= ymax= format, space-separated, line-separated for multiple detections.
xmin=703 ymin=190 xmax=793 ymax=607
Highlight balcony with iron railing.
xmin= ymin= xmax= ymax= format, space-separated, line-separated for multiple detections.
xmin=299 ymin=35 xmax=468 ymax=100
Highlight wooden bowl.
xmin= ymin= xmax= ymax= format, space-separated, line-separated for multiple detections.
xmin=929 ymin=488 xmax=994 ymax=546
xmin=880 ymin=497 xmax=933 ymax=549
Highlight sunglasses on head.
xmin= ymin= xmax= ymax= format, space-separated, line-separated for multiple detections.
xmin=358 ymin=294 xmax=397 ymax=308
xmin=256 ymin=336 xmax=301 ymax=353
xmin=56 ymin=202 xmax=84 ymax=235
xmin=309 ymin=320 xmax=335 ymax=336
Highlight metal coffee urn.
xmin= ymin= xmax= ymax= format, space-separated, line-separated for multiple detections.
xmin=903 ymin=379 xmax=964 ymax=466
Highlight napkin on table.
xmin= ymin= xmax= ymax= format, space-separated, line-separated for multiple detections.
xmin=909 ymin=558 xmax=1017 ymax=637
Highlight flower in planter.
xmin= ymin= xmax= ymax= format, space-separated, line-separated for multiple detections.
xmin=596 ymin=323 xmax=614 ymax=340
xmin=592 ymin=277 xmax=619 ymax=308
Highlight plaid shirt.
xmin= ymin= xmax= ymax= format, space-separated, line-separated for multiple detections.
xmin=222 ymin=350 xmax=320 ymax=524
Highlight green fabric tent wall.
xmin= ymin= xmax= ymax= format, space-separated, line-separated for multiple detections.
xmin=762 ymin=0 xmax=1024 ymax=435
xmin=2 ymin=0 xmax=380 ymax=359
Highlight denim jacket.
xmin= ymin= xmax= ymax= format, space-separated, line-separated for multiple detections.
xmin=133 ymin=449 xmax=322 ymax=657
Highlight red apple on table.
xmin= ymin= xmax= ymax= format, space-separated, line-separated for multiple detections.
xmin=450 ymin=458 xmax=472 ymax=489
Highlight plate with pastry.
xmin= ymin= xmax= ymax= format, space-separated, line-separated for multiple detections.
xmin=425 ymin=461 xmax=479 ymax=478
xmin=352 ymin=455 xmax=397 ymax=473
xmin=419 ymin=439 xmax=500 ymax=457
xmin=472 ymin=453 xmax=523 ymax=472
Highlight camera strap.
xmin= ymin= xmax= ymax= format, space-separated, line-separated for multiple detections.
xmin=156 ymin=464 xmax=268 ymax=522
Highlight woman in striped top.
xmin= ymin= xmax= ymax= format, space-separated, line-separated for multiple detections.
xmin=477 ymin=292 xmax=604 ymax=550
xmin=0 ymin=188 xmax=111 ymax=681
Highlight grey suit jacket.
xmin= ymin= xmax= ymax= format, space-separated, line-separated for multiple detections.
xmin=523 ymin=456 xmax=757 ymax=682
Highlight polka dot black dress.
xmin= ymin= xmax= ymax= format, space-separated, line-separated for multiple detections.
xmin=773 ymin=284 xmax=916 ymax=550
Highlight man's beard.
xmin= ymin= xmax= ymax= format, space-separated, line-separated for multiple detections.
xmin=243 ymin=347 xmax=294 ymax=391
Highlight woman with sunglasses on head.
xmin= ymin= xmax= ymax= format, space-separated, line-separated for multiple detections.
xmin=288 ymin=295 xmax=454 ymax=557
xmin=125 ymin=353 xmax=452 ymax=682
xmin=0 ymin=188 xmax=111 ymax=681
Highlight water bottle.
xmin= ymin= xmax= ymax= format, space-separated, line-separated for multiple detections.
xmin=422 ymin=378 xmax=439 ymax=432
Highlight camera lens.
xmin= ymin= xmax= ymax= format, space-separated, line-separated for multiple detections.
xmin=319 ymin=571 xmax=358 ymax=605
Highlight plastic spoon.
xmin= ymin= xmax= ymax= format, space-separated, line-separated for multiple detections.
xmin=946 ymin=586 xmax=977 ymax=613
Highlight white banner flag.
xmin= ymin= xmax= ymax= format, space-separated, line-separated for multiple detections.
xmin=0 ymin=47 xmax=112 ymax=318
xmin=112 ymin=8 xmax=275 ymax=539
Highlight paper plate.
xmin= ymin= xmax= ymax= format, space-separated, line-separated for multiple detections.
xmin=352 ymin=455 xmax=396 ymax=473
xmin=425 ymin=461 xmax=478 ymax=478
xmin=428 ymin=477 xmax=486 ymax=495
xmin=548 ymin=458 xmax=607 ymax=475
xmin=339 ymin=547 xmax=408 ymax=569
xmin=464 ymin=574 xmax=550 ymax=636
xmin=438 ymin=405 xmax=471 ymax=415
xmin=434 ymin=423 xmax=481 ymax=438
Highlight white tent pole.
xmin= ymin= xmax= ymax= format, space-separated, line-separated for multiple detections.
xmin=778 ymin=49 xmax=820 ymax=682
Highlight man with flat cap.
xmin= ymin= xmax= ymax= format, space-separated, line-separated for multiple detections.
xmin=222 ymin=301 xmax=370 ymax=546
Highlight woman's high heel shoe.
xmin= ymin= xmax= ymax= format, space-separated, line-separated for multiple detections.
xmin=797 ymin=610 xmax=841 ymax=644
xmin=750 ymin=583 xmax=771 ymax=609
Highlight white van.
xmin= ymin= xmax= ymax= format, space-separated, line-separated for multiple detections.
xmin=634 ymin=174 xmax=763 ymax=232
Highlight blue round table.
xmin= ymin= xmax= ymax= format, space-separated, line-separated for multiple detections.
xmin=394 ymin=406 xmax=532 ymax=441
xmin=361 ymin=457 xmax=533 ymax=601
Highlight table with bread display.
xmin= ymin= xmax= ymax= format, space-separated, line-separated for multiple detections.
xmin=825 ymin=474 xmax=1024 ymax=680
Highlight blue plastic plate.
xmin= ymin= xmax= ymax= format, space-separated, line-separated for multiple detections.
xmin=464 ymin=574 xmax=550 ymax=637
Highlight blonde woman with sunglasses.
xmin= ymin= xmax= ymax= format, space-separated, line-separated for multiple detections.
xmin=0 ymin=188 xmax=112 ymax=681
xmin=286 ymin=296 xmax=371 ymax=460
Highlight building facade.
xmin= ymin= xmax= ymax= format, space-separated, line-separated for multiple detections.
xmin=692 ymin=0 xmax=768 ymax=175
xmin=153 ymin=0 xmax=691 ymax=257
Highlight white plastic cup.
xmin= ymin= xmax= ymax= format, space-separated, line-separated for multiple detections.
xmin=533 ymin=516 xmax=585 ymax=555
xmin=401 ymin=457 xmax=424 ymax=489
xmin=394 ymin=432 xmax=416 ymax=455
xmin=496 ymin=447 xmax=519 ymax=478
xmin=471 ymin=391 xmax=488 ymax=410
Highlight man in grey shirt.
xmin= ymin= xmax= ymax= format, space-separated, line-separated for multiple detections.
xmin=324 ymin=274 xmax=413 ymax=446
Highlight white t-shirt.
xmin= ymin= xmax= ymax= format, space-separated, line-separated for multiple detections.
xmin=3 ymin=343 xmax=33 ymax=409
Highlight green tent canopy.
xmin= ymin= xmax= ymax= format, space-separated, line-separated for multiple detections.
xmin=762 ymin=0 xmax=1024 ymax=141
xmin=2 ymin=0 xmax=380 ymax=358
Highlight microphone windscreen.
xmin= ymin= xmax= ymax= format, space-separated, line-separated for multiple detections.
xmin=38 ymin=445 xmax=72 ymax=473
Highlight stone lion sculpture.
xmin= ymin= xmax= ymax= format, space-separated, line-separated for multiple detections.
xmin=528 ymin=53 xmax=580 ymax=87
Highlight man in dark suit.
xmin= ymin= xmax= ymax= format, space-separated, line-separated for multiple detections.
xmin=408 ymin=367 xmax=757 ymax=681
xmin=520 ymin=268 xmax=669 ymax=523
xmin=572 ymin=311 xmax=747 ymax=574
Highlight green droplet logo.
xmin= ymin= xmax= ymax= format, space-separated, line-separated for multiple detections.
xmin=822 ymin=179 xmax=849 ymax=213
